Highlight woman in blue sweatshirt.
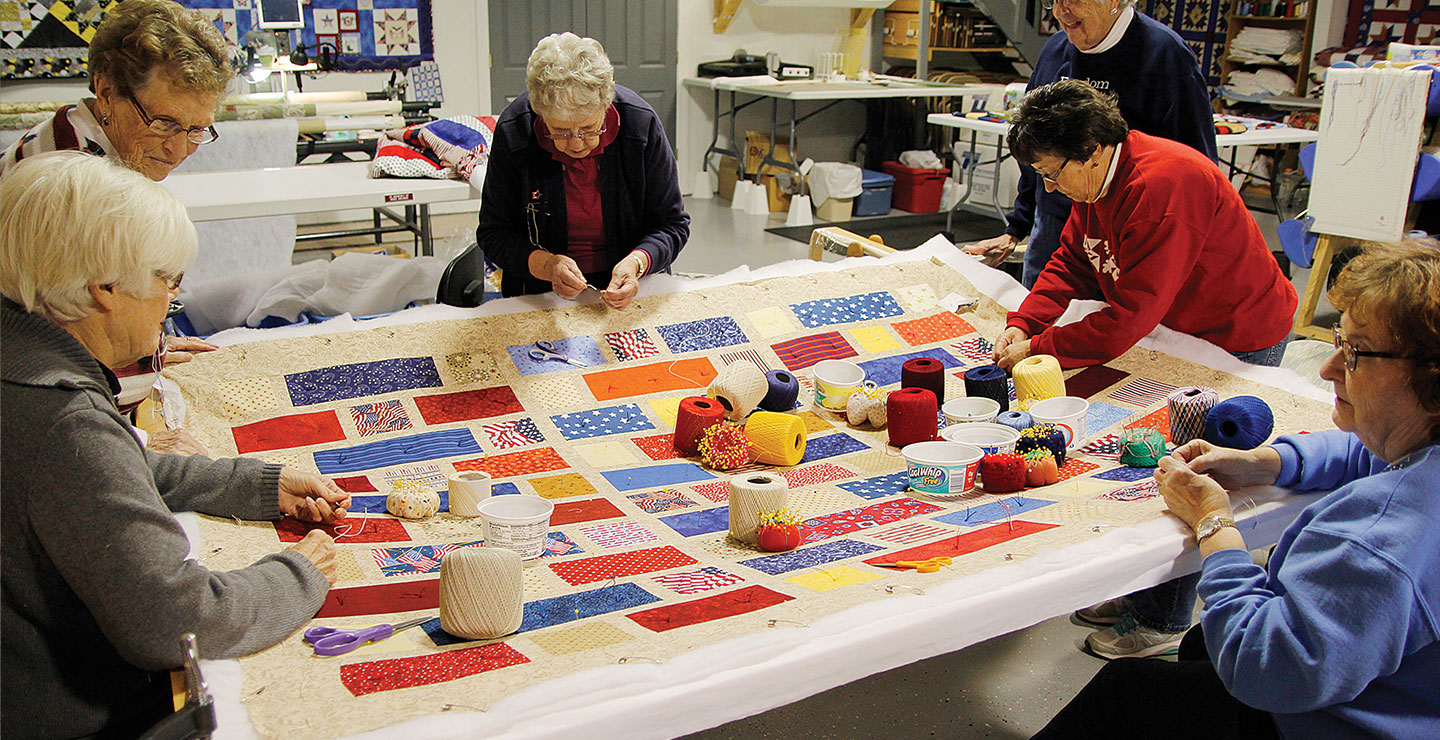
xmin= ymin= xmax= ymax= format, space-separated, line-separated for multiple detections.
xmin=1035 ymin=239 xmax=1440 ymax=738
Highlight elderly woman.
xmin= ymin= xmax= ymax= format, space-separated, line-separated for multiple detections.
xmin=476 ymin=32 xmax=690 ymax=310
xmin=992 ymin=79 xmax=1296 ymax=660
xmin=962 ymin=0 xmax=1216 ymax=287
xmin=1035 ymin=240 xmax=1440 ymax=738
xmin=1 ymin=152 xmax=350 ymax=739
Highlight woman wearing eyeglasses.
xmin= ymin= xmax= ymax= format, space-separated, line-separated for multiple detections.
xmin=962 ymin=0 xmax=1216 ymax=288
xmin=476 ymin=32 xmax=690 ymax=310
xmin=1036 ymin=239 xmax=1440 ymax=739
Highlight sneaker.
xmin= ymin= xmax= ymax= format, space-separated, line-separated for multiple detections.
xmin=1085 ymin=615 xmax=1185 ymax=660
xmin=1074 ymin=597 xmax=1129 ymax=626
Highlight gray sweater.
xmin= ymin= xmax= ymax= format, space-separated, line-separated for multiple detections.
xmin=1 ymin=298 xmax=330 ymax=738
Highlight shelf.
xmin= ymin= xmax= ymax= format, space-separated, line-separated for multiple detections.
xmin=1231 ymin=14 xmax=1307 ymax=21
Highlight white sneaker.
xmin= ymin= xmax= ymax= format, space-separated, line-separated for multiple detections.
xmin=1085 ymin=615 xmax=1185 ymax=660
xmin=1074 ymin=597 xmax=1129 ymax=626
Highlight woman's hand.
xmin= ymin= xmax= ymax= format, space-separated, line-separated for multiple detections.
xmin=145 ymin=428 xmax=210 ymax=456
xmin=963 ymin=233 xmax=1019 ymax=267
xmin=278 ymin=467 xmax=350 ymax=524
xmin=286 ymin=530 xmax=338 ymax=585
xmin=1155 ymin=454 xmax=1234 ymax=531
xmin=528 ymin=250 xmax=589 ymax=299
xmin=601 ymin=253 xmax=646 ymax=310
xmin=1168 ymin=439 xmax=1282 ymax=491
xmin=992 ymin=326 xmax=1032 ymax=370
xmin=162 ymin=336 xmax=218 ymax=364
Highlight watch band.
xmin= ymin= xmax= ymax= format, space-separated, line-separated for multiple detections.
xmin=1194 ymin=515 xmax=1236 ymax=545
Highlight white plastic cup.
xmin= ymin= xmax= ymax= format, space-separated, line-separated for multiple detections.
xmin=902 ymin=440 xmax=984 ymax=495
xmin=812 ymin=359 xmax=866 ymax=411
xmin=940 ymin=421 xmax=1021 ymax=455
xmin=477 ymin=495 xmax=554 ymax=560
xmin=1030 ymin=396 xmax=1090 ymax=450
xmin=448 ymin=471 xmax=492 ymax=517
xmin=941 ymin=396 xmax=1001 ymax=425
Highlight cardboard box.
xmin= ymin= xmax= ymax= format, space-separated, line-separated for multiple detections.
xmin=882 ymin=12 xmax=922 ymax=47
xmin=744 ymin=130 xmax=794 ymax=175
xmin=717 ymin=155 xmax=742 ymax=201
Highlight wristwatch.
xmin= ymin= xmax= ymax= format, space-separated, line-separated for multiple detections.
xmin=1193 ymin=515 xmax=1237 ymax=545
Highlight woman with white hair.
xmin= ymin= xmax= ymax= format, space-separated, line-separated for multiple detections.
xmin=1 ymin=152 xmax=350 ymax=739
xmin=476 ymin=32 xmax=690 ymax=309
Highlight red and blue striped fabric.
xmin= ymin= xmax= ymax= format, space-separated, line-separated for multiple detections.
xmin=770 ymin=331 xmax=858 ymax=371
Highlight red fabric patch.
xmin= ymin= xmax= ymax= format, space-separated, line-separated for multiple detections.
xmin=891 ymin=312 xmax=976 ymax=346
xmin=231 ymin=411 xmax=346 ymax=454
xmin=1064 ymin=365 xmax=1130 ymax=399
xmin=332 ymin=476 xmax=378 ymax=493
xmin=551 ymin=497 xmax=627 ymax=526
xmin=548 ymin=545 xmax=698 ymax=586
xmin=627 ymin=585 xmax=794 ymax=633
xmin=339 ymin=642 xmax=529 ymax=696
xmin=863 ymin=520 xmax=1059 ymax=564
xmin=413 ymin=386 xmax=524 ymax=425
xmin=274 ymin=516 xmax=410 ymax=544
xmin=1129 ymin=407 xmax=1172 ymax=443
xmin=631 ymin=432 xmax=686 ymax=461
xmin=453 ymin=447 xmax=568 ymax=477
xmin=779 ymin=462 xmax=856 ymax=488
xmin=690 ymin=480 xmax=731 ymax=503
xmin=316 ymin=578 xmax=439 ymax=618
xmin=797 ymin=499 xmax=944 ymax=543
xmin=582 ymin=358 xmax=718 ymax=402
xmin=1056 ymin=458 xmax=1100 ymax=481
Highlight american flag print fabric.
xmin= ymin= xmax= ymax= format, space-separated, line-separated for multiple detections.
xmin=373 ymin=541 xmax=480 ymax=577
xmin=790 ymin=291 xmax=904 ymax=328
xmin=1109 ymin=377 xmax=1180 ymax=407
xmin=651 ymin=566 xmax=744 ymax=595
xmin=603 ymin=328 xmax=660 ymax=362
xmin=1099 ymin=478 xmax=1160 ymax=501
xmin=626 ymin=488 xmax=699 ymax=513
xmin=950 ymin=337 xmax=995 ymax=365
xmin=350 ymin=400 xmax=414 ymax=436
xmin=1078 ymin=434 xmax=1122 ymax=460
xmin=482 ymin=418 xmax=544 ymax=449
xmin=580 ymin=521 xmax=661 ymax=549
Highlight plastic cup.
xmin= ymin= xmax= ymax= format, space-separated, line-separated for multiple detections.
xmin=1030 ymin=396 xmax=1090 ymax=450
xmin=942 ymin=396 xmax=1001 ymax=425
xmin=940 ymin=422 xmax=1021 ymax=455
xmin=477 ymin=495 xmax=554 ymax=560
xmin=902 ymin=440 xmax=984 ymax=495
xmin=812 ymin=360 xmax=865 ymax=411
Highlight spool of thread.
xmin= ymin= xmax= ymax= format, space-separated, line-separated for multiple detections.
xmin=1119 ymin=427 xmax=1167 ymax=467
xmin=963 ymin=364 xmax=1010 ymax=412
xmin=887 ymin=387 xmax=938 ymax=447
xmin=1017 ymin=423 xmax=1067 ymax=465
xmin=386 ymin=488 xmax=441 ymax=519
xmin=744 ymin=411 xmax=807 ymax=466
xmin=439 ymin=547 xmax=523 ymax=639
xmin=674 ymin=396 xmax=725 ymax=454
xmin=758 ymin=370 xmax=800 ymax=412
xmin=728 ymin=473 xmax=788 ymax=545
xmin=448 ymin=471 xmax=492 ymax=517
xmin=1167 ymin=386 xmax=1219 ymax=445
xmin=708 ymin=362 xmax=768 ymax=421
xmin=901 ymin=358 xmax=946 ymax=405
xmin=1203 ymin=396 xmax=1274 ymax=450
xmin=995 ymin=409 xmax=1033 ymax=432
xmin=1011 ymin=354 xmax=1065 ymax=404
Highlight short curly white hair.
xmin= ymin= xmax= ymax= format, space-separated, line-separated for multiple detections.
xmin=526 ymin=32 xmax=615 ymax=121
xmin=0 ymin=151 xmax=196 ymax=324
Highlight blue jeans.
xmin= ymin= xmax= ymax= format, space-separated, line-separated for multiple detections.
xmin=1021 ymin=211 xmax=1067 ymax=289
xmin=1231 ymin=336 xmax=1289 ymax=368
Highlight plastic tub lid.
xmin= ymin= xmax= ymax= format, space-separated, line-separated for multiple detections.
xmin=861 ymin=168 xmax=895 ymax=186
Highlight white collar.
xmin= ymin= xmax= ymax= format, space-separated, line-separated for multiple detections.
xmin=75 ymin=99 xmax=118 ymax=155
xmin=1081 ymin=6 xmax=1135 ymax=55
xmin=1097 ymin=140 xmax=1123 ymax=200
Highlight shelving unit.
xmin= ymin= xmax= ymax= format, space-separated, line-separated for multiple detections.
xmin=1217 ymin=0 xmax=1317 ymax=104
xmin=882 ymin=0 xmax=1014 ymax=60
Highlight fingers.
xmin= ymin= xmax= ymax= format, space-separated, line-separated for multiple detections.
xmin=601 ymin=274 xmax=638 ymax=310
xmin=163 ymin=350 xmax=196 ymax=364
xmin=169 ymin=336 xmax=218 ymax=353
xmin=550 ymin=259 xmax=588 ymax=298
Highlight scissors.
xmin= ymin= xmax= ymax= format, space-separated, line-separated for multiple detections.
xmin=303 ymin=616 xmax=431 ymax=657
xmin=871 ymin=556 xmax=953 ymax=573
xmin=528 ymin=340 xmax=589 ymax=367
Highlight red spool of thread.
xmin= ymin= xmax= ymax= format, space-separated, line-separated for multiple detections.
xmin=674 ymin=396 xmax=725 ymax=454
xmin=901 ymin=358 xmax=946 ymax=405
xmin=887 ymin=387 xmax=938 ymax=447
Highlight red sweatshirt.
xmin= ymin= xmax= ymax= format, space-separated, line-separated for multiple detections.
xmin=1007 ymin=130 xmax=1297 ymax=368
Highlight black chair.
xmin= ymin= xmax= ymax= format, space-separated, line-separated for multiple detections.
xmin=436 ymin=242 xmax=489 ymax=307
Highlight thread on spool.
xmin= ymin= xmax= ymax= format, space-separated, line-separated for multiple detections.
xmin=744 ymin=411 xmax=807 ymax=466
xmin=728 ymin=473 xmax=788 ymax=545
xmin=887 ymin=387 xmax=938 ymax=447
xmin=1203 ymin=396 xmax=1274 ymax=450
xmin=1118 ymin=427 xmax=1167 ymax=467
xmin=708 ymin=362 xmax=768 ymax=421
xmin=995 ymin=410 xmax=1033 ymax=432
xmin=1017 ymin=424 xmax=1066 ymax=465
xmin=674 ymin=396 xmax=725 ymax=454
xmin=1011 ymin=354 xmax=1065 ymax=403
xmin=439 ymin=547 xmax=523 ymax=639
xmin=448 ymin=472 xmax=491 ymax=517
xmin=698 ymin=423 xmax=753 ymax=470
xmin=1167 ymin=386 xmax=1219 ymax=445
xmin=901 ymin=358 xmax=946 ymax=405
xmin=759 ymin=370 xmax=800 ymax=412
xmin=963 ymin=364 xmax=1010 ymax=412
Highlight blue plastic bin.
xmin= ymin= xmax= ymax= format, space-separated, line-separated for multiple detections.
xmin=854 ymin=169 xmax=895 ymax=216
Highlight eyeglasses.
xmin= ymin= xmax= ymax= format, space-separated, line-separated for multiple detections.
xmin=1039 ymin=0 xmax=1082 ymax=11
xmin=543 ymin=127 xmax=607 ymax=143
xmin=128 ymin=95 xmax=219 ymax=145
xmin=1332 ymin=325 xmax=1406 ymax=372
xmin=156 ymin=270 xmax=184 ymax=292
xmin=1033 ymin=158 xmax=1072 ymax=186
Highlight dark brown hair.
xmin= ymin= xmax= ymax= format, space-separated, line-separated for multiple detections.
xmin=1006 ymin=78 xmax=1129 ymax=165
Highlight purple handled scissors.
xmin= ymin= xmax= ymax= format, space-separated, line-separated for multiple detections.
xmin=303 ymin=616 xmax=431 ymax=657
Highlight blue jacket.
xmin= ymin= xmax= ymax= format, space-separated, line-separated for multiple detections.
xmin=1005 ymin=11 xmax=1218 ymax=240
xmin=1198 ymin=430 xmax=1440 ymax=738
xmin=476 ymin=85 xmax=690 ymax=297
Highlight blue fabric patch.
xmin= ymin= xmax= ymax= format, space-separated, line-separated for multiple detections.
xmin=932 ymin=496 xmax=1057 ymax=527
xmin=285 ymin=357 xmax=441 ymax=406
xmin=350 ymin=491 xmax=450 ymax=514
xmin=857 ymin=348 xmax=962 ymax=387
xmin=738 ymin=539 xmax=885 ymax=575
xmin=799 ymin=433 xmax=870 ymax=464
xmin=492 ymin=482 xmax=521 ymax=496
xmin=656 ymin=507 xmax=730 ymax=537
xmin=312 ymin=428 xmax=482 ymax=475
xmin=1086 ymin=401 xmax=1133 ymax=434
xmin=655 ymin=317 xmax=749 ymax=354
xmin=550 ymin=403 xmax=656 ymax=440
xmin=837 ymin=471 xmax=911 ymax=500
xmin=505 ymin=337 xmax=605 ymax=376
xmin=1093 ymin=466 xmax=1156 ymax=482
xmin=600 ymin=463 xmax=714 ymax=492
xmin=422 ymin=582 xmax=660 ymax=645
xmin=790 ymin=291 xmax=904 ymax=328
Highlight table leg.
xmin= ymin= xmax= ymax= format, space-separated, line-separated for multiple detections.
xmin=419 ymin=203 xmax=434 ymax=258
xmin=945 ymin=130 xmax=979 ymax=235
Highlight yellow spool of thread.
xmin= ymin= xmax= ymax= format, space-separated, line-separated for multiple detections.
xmin=1012 ymin=354 xmax=1065 ymax=404
xmin=743 ymin=411 xmax=807 ymax=466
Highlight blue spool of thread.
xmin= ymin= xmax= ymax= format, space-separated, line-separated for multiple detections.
xmin=964 ymin=364 xmax=1010 ymax=412
xmin=996 ymin=410 xmax=1033 ymax=432
xmin=759 ymin=369 xmax=800 ymax=412
xmin=1203 ymin=396 xmax=1274 ymax=450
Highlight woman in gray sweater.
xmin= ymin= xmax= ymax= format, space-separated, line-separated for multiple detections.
xmin=1 ymin=151 xmax=350 ymax=738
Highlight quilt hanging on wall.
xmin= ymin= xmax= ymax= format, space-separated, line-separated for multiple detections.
xmin=1 ymin=0 xmax=432 ymax=80
xmin=1344 ymin=0 xmax=1440 ymax=47
xmin=1142 ymin=0 xmax=1228 ymax=88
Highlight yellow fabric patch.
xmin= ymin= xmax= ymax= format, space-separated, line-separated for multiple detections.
xmin=746 ymin=306 xmax=795 ymax=338
xmin=850 ymin=325 xmax=903 ymax=354
xmin=333 ymin=550 xmax=368 ymax=584
xmin=529 ymin=622 xmax=634 ymax=656
xmin=522 ymin=374 xmax=590 ymax=410
xmin=893 ymin=284 xmax=939 ymax=313
xmin=646 ymin=396 xmax=685 ymax=427
xmin=694 ymin=533 xmax=762 ymax=560
xmin=794 ymin=410 xmax=835 ymax=435
xmin=1045 ymin=477 xmax=1123 ymax=499
xmin=844 ymin=449 xmax=906 ymax=476
xmin=529 ymin=472 xmax=598 ymax=499
xmin=574 ymin=441 xmax=639 ymax=468
xmin=787 ymin=566 xmax=880 ymax=592
xmin=521 ymin=568 xmax=554 ymax=597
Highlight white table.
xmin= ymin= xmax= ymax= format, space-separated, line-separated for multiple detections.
xmin=162 ymin=161 xmax=481 ymax=257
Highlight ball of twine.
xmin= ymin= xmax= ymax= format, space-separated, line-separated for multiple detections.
xmin=439 ymin=547 xmax=523 ymax=640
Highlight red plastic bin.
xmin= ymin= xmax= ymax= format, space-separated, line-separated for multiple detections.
xmin=881 ymin=160 xmax=947 ymax=213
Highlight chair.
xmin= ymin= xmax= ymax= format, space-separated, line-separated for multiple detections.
xmin=140 ymin=633 xmax=216 ymax=740
xmin=437 ymin=242 xmax=489 ymax=307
